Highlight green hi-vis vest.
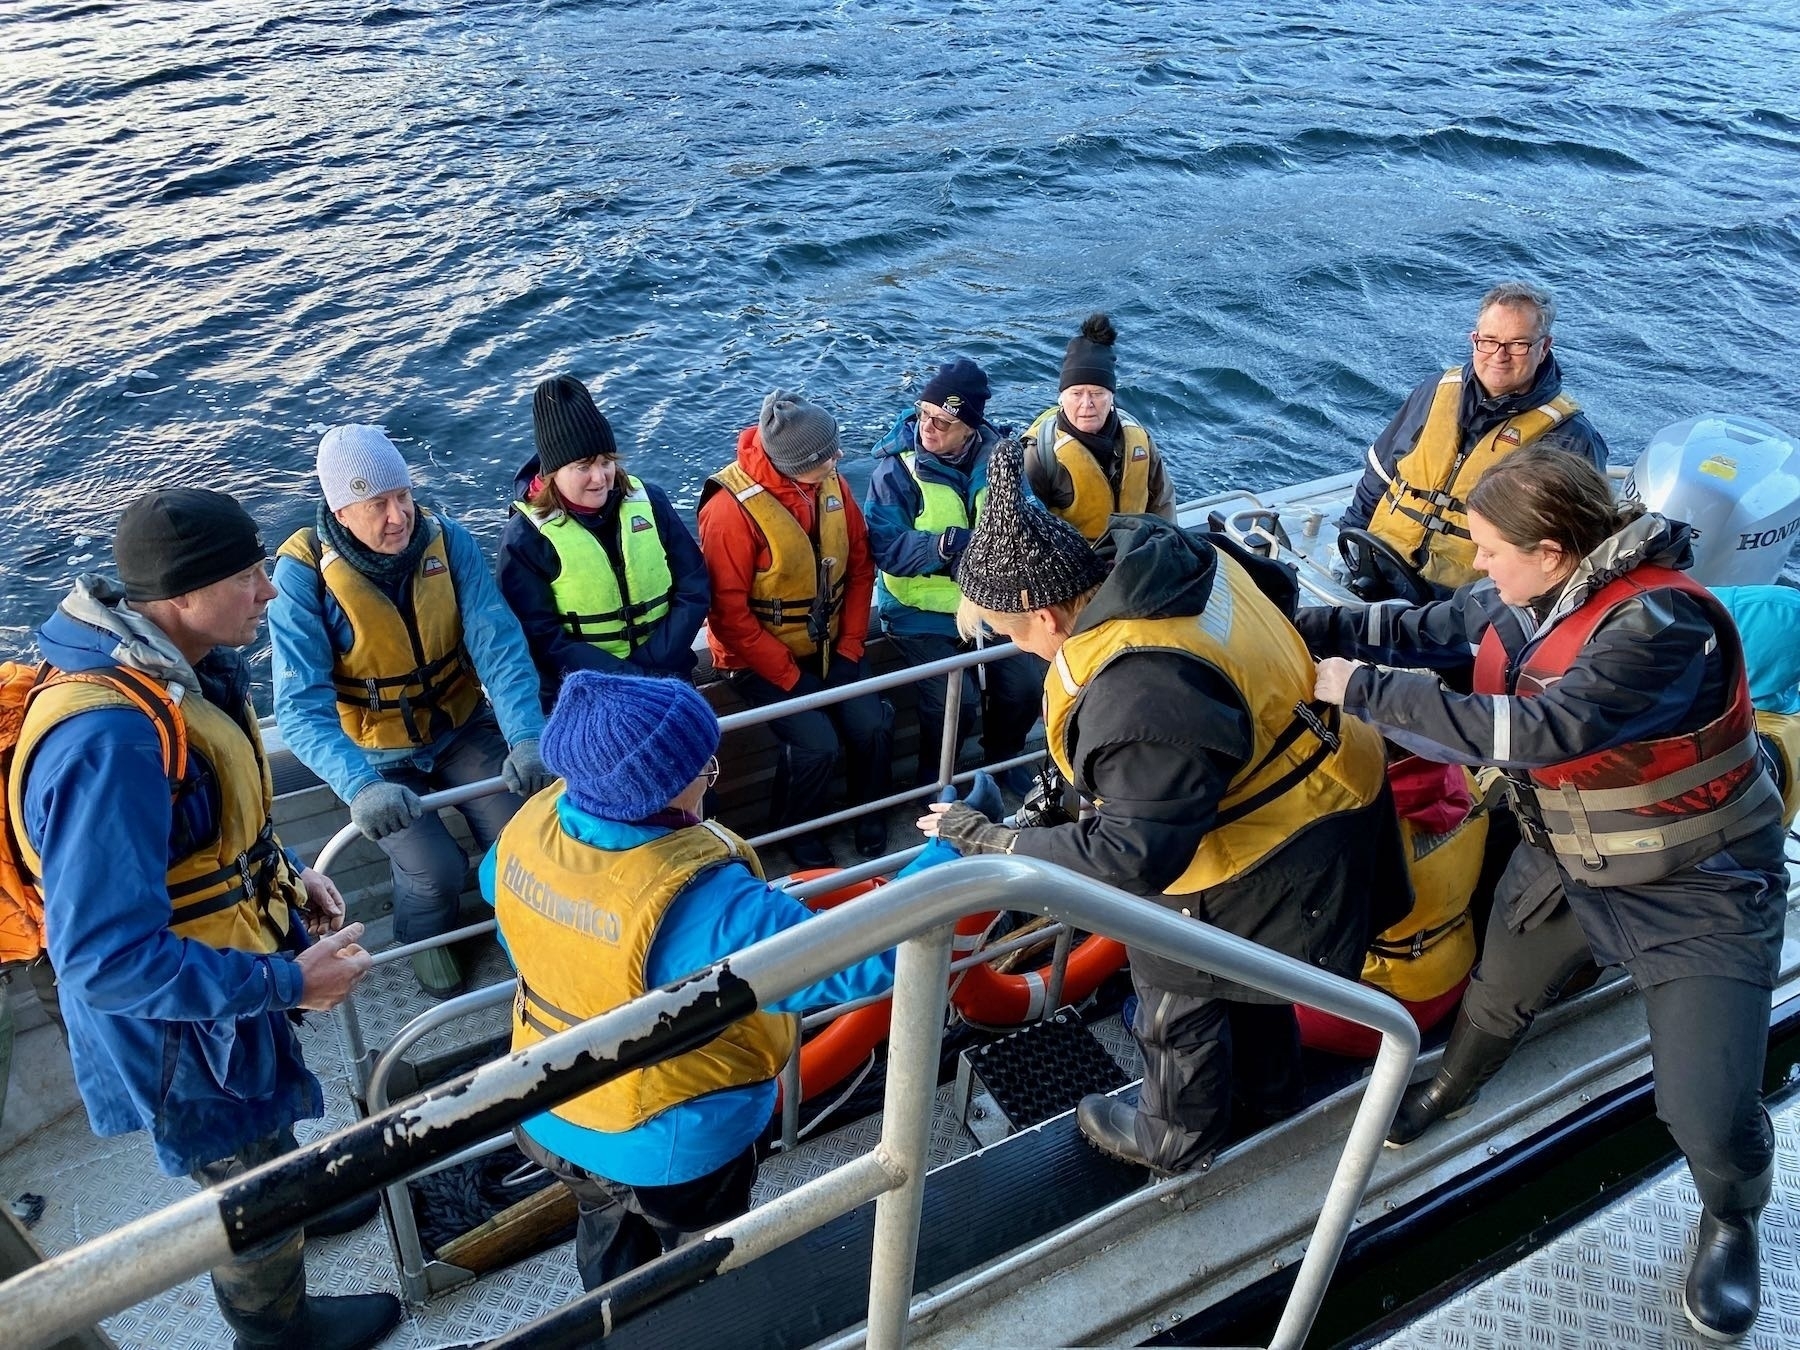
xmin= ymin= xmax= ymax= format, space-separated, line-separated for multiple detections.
xmin=879 ymin=452 xmax=988 ymax=614
xmin=515 ymin=477 xmax=674 ymax=659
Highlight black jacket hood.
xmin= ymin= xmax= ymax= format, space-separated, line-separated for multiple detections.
xmin=1074 ymin=515 xmax=1300 ymax=635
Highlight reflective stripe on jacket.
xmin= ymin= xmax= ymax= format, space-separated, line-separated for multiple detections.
xmin=276 ymin=509 xmax=482 ymax=749
xmin=1026 ymin=408 xmax=1152 ymax=541
xmin=702 ymin=462 xmax=850 ymax=659
xmin=1473 ymin=564 xmax=1776 ymax=885
xmin=493 ymin=790 xmax=797 ymax=1132
xmin=513 ymin=477 xmax=674 ymax=659
xmin=1045 ymin=551 xmax=1386 ymax=894
xmin=1367 ymin=368 xmax=1579 ymax=589
xmin=878 ymin=452 xmax=987 ymax=614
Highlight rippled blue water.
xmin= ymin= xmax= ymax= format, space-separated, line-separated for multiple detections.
xmin=4 ymin=0 xmax=1799 ymax=667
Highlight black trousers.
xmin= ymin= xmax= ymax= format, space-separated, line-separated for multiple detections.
xmin=1463 ymin=881 xmax=1774 ymax=1217
xmin=887 ymin=632 xmax=1046 ymax=786
xmin=728 ymin=654 xmax=893 ymax=830
xmin=516 ymin=1130 xmax=758 ymax=1291
xmin=1128 ymin=967 xmax=1303 ymax=1173
xmin=190 ymin=1129 xmax=307 ymax=1345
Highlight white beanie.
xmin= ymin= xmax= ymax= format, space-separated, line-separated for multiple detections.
xmin=318 ymin=425 xmax=413 ymax=511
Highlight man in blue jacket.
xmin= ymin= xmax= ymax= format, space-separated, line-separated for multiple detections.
xmin=864 ymin=358 xmax=1045 ymax=790
xmin=480 ymin=670 xmax=896 ymax=1289
xmin=10 ymin=489 xmax=398 ymax=1350
xmin=270 ymin=425 xmax=554 ymax=998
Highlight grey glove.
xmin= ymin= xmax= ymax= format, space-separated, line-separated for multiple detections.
xmin=935 ymin=801 xmax=1021 ymax=857
xmin=503 ymin=739 xmax=556 ymax=798
xmin=349 ymin=782 xmax=425 ymax=841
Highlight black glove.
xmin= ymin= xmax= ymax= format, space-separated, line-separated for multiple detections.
xmin=934 ymin=801 xmax=1020 ymax=857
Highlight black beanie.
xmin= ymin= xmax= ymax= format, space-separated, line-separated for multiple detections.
xmin=956 ymin=439 xmax=1109 ymax=613
xmin=919 ymin=357 xmax=991 ymax=429
xmin=1059 ymin=312 xmax=1119 ymax=392
xmin=533 ymin=374 xmax=618 ymax=475
xmin=115 ymin=488 xmax=267 ymax=602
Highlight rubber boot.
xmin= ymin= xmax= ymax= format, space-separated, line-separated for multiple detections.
xmin=410 ymin=946 xmax=465 ymax=1001
xmin=231 ymin=1292 xmax=403 ymax=1350
xmin=1076 ymin=1094 xmax=1175 ymax=1176
xmin=1684 ymin=1208 xmax=1762 ymax=1341
xmin=1384 ymin=1011 xmax=1520 ymax=1148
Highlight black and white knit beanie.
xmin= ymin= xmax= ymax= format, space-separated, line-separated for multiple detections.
xmin=956 ymin=438 xmax=1109 ymax=613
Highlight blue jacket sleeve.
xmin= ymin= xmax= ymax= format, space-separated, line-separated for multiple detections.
xmin=629 ymin=485 xmax=708 ymax=678
xmin=26 ymin=709 xmax=304 ymax=1020
xmin=864 ymin=458 xmax=944 ymax=579
xmin=442 ymin=514 xmax=546 ymax=747
xmin=270 ymin=552 xmax=387 ymax=804
xmin=495 ymin=513 xmax=634 ymax=687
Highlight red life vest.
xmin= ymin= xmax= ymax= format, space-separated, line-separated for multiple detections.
xmin=1472 ymin=565 xmax=1774 ymax=887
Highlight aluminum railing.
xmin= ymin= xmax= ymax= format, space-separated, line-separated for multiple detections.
xmin=0 ymin=856 xmax=1418 ymax=1350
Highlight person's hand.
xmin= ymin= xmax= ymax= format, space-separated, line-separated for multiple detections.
xmin=916 ymin=801 xmax=1020 ymax=856
xmin=295 ymin=923 xmax=373 ymax=1011
xmin=1313 ymin=657 xmax=1363 ymax=706
xmin=938 ymin=526 xmax=971 ymax=567
xmin=787 ymin=669 xmax=827 ymax=697
xmin=503 ymin=739 xmax=555 ymax=797
xmin=297 ymin=866 xmax=345 ymax=938
xmin=349 ymin=782 xmax=424 ymax=841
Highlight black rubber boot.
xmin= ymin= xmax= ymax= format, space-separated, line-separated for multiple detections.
xmin=1076 ymin=1094 xmax=1174 ymax=1175
xmin=1384 ymin=1011 xmax=1520 ymax=1148
xmin=232 ymin=1292 xmax=403 ymax=1350
xmin=1684 ymin=1208 xmax=1762 ymax=1342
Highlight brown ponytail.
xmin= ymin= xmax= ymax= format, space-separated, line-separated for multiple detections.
xmin=1465 ymin=445 xmax=1640 ymax=561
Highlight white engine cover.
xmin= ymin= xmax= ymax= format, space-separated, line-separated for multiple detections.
xmin=1622 ymin=413 xmax=1800 ymax=587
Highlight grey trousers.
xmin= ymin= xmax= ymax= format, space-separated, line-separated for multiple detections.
xmin=190 ymin=1129 xmax=307 ymax=1345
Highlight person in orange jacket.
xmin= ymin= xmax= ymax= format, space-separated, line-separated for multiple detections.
xmin=698 ymin=389 xmax=893 ymax=867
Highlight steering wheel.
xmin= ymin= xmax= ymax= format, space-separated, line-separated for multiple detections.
xmin=1336 ymin=528 xmax=1438 ymax=606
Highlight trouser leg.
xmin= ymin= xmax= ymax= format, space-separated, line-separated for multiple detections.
xmin=730 ymin=672 xmax=840 ymax=828
xmin=980 ymin=650 xmax=1047 ymax=763
xmin=1227 ymin=1001 xmax=1303 ymax=1127
xmin=515 ymin=1130 xmax=660 ymax=1291
xmin=889 ymin=633 xmax=974 ymax=786
xmin=1459 ymin=886 xmax=1596 ymax=1040
xmin=1643 ymin=975 xmax=1775 ymax=1217
xmin=831 ymin=689 xmax=894 ymax=807
xmin=376 ymin=803 xmax=471 ymax=946
xmin=627 ymin=1146 xmax=758 ymax=1251
xmin=1128 ymin=970 xmax=1232 ymax=1173
xmin=192 ymin=1131 xmax=307 ymax=1345
xmin=435 ymin=708 xmax=526 ymax=855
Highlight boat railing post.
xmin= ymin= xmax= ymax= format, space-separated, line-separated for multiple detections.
xmin=779 ymin=1036 xmax=802 ymax=1151
xmin=1043 ymin=925 xmax=1073 ymax=1018
xmin=864 ymin=922 xmax=955 ymax=1350
xmin=936 ymin=667 xmax=963 ymax=791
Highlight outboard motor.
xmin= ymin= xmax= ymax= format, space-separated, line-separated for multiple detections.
xmin=1622 ymin=413 xmax=1800 ymax=586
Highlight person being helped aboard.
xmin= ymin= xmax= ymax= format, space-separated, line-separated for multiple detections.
xmin=1338 ymin=281 xmax=1609 ymax=602
xmin=699 ymin=389 xmax=893 ymax=868
xmin=1713 ymin=584 xmax=1800 ymax=829
xmin=920 ymin=440 xmax=1408 ymax=1175
xmin=1304 ymin=445 xmax=1786 ymax=1342
xmin=1023 ymin=313 xmax=1177 ymax=541
xmin=271 ymin=426 xmax=554 ymax=999
xmin=497 ymin=374 xmax=709 ymax=710
xmin=481 ymin=670 xmax=895 ymax=1289
xmin=865 ymin=356 xmax=1046 ymax=793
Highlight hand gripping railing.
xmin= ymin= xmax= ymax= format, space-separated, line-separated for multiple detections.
xmin=0 ymin=856 xmax=1417 ymax=1350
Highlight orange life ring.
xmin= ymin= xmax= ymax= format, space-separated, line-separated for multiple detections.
xmin=779 ymin=869 xmax=893 ymax=1104
xmin=948 ymin=910 xmax=1128 ymax=1025
xmin=1294 ymin=975 xmax=1470 ymax=1058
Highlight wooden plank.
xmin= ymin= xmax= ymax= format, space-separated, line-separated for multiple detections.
xmin=434 ymin=1181 xmax=579 ymax=1275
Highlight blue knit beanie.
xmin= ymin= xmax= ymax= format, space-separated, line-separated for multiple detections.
xmin=542 ymin=671 xmax=721 ymax=820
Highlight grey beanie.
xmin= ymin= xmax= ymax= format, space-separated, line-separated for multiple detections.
xmin=758 ymin=389 xmax=841 ymax=477
xmin=957 ymin=438 xmax=1109 ymax=613
xmin=318 ymin=425 xmax=413 ymax=511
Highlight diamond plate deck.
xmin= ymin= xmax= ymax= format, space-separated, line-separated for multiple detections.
xmin=1371 ymin=1088 xmax=1800 ymax=1349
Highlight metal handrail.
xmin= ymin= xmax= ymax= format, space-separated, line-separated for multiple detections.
xmin=0 ymin=856 xmax=1418 ymax=1350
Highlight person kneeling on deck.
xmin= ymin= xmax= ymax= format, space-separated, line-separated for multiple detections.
xmin=1337 ymin=280 xmax=1609 ymax=602
xmin=271 ymin=426 xmax=554 ymax=999
xmin=919 ymin=441 xmax=1407 ymax=1175
xmin=1022 ymin=313 xmax=1177 ymax=542
xmin=865 ymin=357 xmax=1046 ymax=793
xmin=481 ymin=670 xmax=895 ymax=1289
xmin=699 ymin=390 xmax=893 ymax=868
xmin=7 ymin=490 xmax=398 ymax=1350
xmin=1303 ymin=447 xmax=1786 ymax=1341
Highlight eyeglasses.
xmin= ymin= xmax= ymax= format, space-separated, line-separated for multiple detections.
xmin=915 ymin=403 xmax=967 ymax=436
xmin=1470 ymin=334 xmax=1543 ymax=357
xmin=702 ymin=755 xmax=721 ymax=787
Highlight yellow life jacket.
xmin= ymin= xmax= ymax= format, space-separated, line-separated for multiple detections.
xmin=493 ymin=790 xmax=797 ymax=1132
xmin=703 ymin=463 xmax=850 ymax=660
xmin=276 ymin=510 xmax=482 ymax=749
xmin=1045 ymin=552 xmax=1386 ymax=894
xmin=10 ymin=679 xmax=298 ymax=954
xmin=879 ymin=452 xmax=988 ymax=614
xmin=514 ymin=477 xmax=674 ymax=659
xmin=1757 ymin=709 xmax=1800 ymax=829
xmin=1366 ymin=368 xmax=1581 ymax=590
xmin=1362 ymin=772 xmax=1485 ymax=1003
xmin=1027 ymin=408 xmax=1154 ymax=542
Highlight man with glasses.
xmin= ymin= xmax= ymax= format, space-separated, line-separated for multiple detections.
xmin=865 ymin=357 xmax=1047 ymax=794
xmin=1340 ymin=280 xmax=1610 ymax=598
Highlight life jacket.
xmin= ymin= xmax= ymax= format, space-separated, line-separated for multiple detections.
xmin=1362 ymin=760 xmax=1483 ymax=1003
xmin=1366 ymin=368 xmax=1580 ymax=590
xmin=1045 ymin=552 xmax=1387 ymax=894
xmin=1473 ymin=565 xmax=1777 ymax=886
xmin=276 ymin=510 xmax=482 ymax=749
xmin=1755 ymin=709 xmax=1800 ymax=829
xmin=513 ymin=477 xmax=674 ymax=659
xmin=879 ymin=451 xmax=988 ymax=614
xmin=6 ymin=668 xmax=298 ymax=960
xmin=1026 ymin=408 xmax=1154 ymax=542
xmin=702 ymin=463 xmax=849 ymax=661
xmin=492 ymin=790 xmax=797 ymax=1133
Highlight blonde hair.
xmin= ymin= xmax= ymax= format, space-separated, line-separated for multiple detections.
xmin=954 ymin=585 xmax=1100 ymax=643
